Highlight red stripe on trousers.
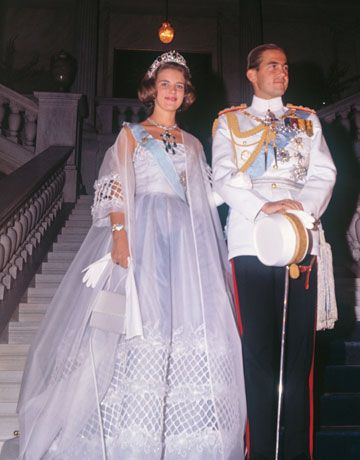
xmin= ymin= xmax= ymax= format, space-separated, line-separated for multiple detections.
xmin=231 ymin=259 xmax=249 ymax=458
xmin=308 ymin=305 xmax=317 ymax=460
xmin=231 ymin=259 xmax=243 ymax=336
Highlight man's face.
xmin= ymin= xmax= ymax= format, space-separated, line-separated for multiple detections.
xmin=246 ymin=49 xmax=289 ymax=99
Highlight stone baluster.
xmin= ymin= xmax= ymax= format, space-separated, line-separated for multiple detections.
xmin=337 ymin=109 xmax=351 ymax=132
xmin=24 ymin=111 xmax=37 ymax=147
xmin=7 ymin=102 xmax=22 ymax=143
xmin=347 ymin=206 xmax=360 ymax=264
xmin=116 ymin=105 xmax=125 ymax=131
xmin=0 ymin=166 xmax=65 ymax=299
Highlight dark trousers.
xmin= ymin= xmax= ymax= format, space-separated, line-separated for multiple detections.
xmin=232 ymin=256 xmax=317 ymax=460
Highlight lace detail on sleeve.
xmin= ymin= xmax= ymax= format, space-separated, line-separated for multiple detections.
xmin=91 ymin=173 xmax=124 ymax=221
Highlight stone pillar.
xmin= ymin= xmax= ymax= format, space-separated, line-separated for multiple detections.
xmin=238 ymin=0 xmax=264 ymax=104
xmin=73 ymin=0 xmax=99 ymax=127
xmin=34 ymin=92 xmax=86 ymax=202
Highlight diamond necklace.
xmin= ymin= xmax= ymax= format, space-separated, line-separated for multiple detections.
xmin=147 ymin=117 xmax=178 ymax=155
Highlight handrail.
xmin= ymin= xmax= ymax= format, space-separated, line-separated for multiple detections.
xmin=318 ymin=91 xmax=360 ymax=121
xmin=0 ymin=83 xmax=38 ymax=114
xmin=0 ymin=146 xmax=72 ymax=227
xmin=0 ymin=83 xmax=39 ymax=152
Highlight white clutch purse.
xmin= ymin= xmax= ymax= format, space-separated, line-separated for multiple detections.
xmin=82 ymin=254 xmax=143 ymax=339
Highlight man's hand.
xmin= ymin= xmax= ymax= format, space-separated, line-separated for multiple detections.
xmin=261 ymin=199 xmax=304 ymax=215
xmin=111 ymin=230 xmax=130 ymax=268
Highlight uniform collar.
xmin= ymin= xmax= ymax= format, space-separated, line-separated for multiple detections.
xmin=250 ymin=95 xmax=284 ymax=113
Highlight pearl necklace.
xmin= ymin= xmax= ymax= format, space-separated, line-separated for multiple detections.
xmin=147 ymin=117 xmax=178 ymax=155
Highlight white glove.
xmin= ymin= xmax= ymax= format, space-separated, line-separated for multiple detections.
xmin=82 ymin=252 xmax=112 ymax=288
xmin=287 ymin=210 xmax=316 ymax=230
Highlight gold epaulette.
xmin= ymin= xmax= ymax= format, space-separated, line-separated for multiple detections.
xmin=218 ymin=104 xmax=247 ymax=117
xmin=286 ymin=103 xmax=316 ymax=114
xmin=212 ymin=104 xmax=247 ymax=138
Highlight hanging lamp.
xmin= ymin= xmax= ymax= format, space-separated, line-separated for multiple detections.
xmin=158 ymin=0 xmax=175 ymax=44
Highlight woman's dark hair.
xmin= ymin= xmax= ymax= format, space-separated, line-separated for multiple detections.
xmin=247 ymin=43 xmax=286 ymax=70
xmin=138 ymin=62 xmax=196 ymax=112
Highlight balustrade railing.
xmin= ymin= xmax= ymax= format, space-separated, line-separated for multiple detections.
xmin=0 ymin=83 xmax=38 ymax=151
xmin=0 ymin=146 xmax=73 ymax=331
xmin=95 ymin=97 xmax=147 ymax=134
xmin=318 ymin=92 xmax=360 ymax=268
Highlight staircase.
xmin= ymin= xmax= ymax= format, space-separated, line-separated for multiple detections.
xmin=0 ymin=194 xmax=359 ymax=458
xmin=316 ymin=278 xmax=360 ymax=460
xmin=0 ymin=195 xmax=92 ymax=450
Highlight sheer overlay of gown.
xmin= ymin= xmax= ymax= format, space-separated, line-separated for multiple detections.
xmin=1 ymin=124 xmax=246 ymax=460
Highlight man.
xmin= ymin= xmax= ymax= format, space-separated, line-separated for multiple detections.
xmin=212 ymin=44 xmax=336 ymax=460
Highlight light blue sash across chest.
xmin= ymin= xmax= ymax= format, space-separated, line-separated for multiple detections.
xmin=128 ymin=123 xmax=187 ymax=203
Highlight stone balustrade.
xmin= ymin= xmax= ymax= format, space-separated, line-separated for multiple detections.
xmin=0 ymin=171 xmax=64 ymax=300
xmin=0 ymin=83 xmax=38 ymax=151
xmin=0 ymin=147 xmax=72 ymax=311
xmin=95 ymin=97 xmax=147 ymax=134
xmin=318 ymin=92 xmax=360 ymax=269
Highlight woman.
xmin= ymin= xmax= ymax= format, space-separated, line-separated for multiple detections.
xmin=3 ymin=51 xmax=246 ymax=459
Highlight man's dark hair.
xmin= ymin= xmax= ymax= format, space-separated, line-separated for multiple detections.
xmin=247 ymin=44 xmax=286 ymax=70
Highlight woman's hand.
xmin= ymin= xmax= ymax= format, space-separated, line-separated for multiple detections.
xmin=261 ymin=199 xmax=303 ymax=215
xmin=111 ymin=230 xmax=130 ymax=268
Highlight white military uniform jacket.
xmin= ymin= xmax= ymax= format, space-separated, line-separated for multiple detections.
xmin=212 ymin=95 xmax=337 ymax=260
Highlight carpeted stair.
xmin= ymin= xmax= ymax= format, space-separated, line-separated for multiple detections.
xmin=316 ymin=312 xmax=360 ymax=460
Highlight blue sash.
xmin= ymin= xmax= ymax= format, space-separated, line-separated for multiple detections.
xmin=129 ymin=123 xmax=187 ymax=203
xmin=248 ymin=110 xmax=311 ymax=178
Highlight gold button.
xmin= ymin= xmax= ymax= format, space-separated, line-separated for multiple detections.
xmin=271 ymin=183 xmax=277 ymax=189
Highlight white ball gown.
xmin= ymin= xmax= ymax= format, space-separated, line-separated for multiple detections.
xmin=1 ymin=124 xmax=246 ymax=460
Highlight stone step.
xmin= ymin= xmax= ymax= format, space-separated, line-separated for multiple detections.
xmin=336 ymin=278 xmax=360 ymax=286
xmin=27 ymin=286 xmax=57 ymax=300
xmin=328 ymin=341 xmax=360 ymax=365
xmin=77 ymin=195 xmax=93 ymax=203
xmin=316 ymin=429 xmax=360 ymax=460
xmin=0 ymin=371 xmax=23 ymax=384
xmin=18 ymin=311 xmax=46 ymax=322
xmin=68 ymin=214 xmax=92 ymax=221
xmin=8 ymin=322 xmax=40 ymax=345
xmin=0 ymin=383 xmax=21 ymax=402
xmin=320 ymin=394 xmax=360 ymax=426
xmin=74 ymin=203 xmax=92 ymax=210
xmin=65 ymin=220 xmax=92 ymax=229
xmin=0 ymin=402 xmax=17 ymax=414
xmin=0 ymin=345 xmax=29 ymax=371
xmin=324 ymin=365 xmax=360 ymax=393
xmin=33 ymin=281 xmax=60 ymax=289
xmin=18 ymin=303 xmax=47 ymax=314
xmin=35 ymin=273 xmax=64 ymax=284
xmin=70 ymin=208 xmax=91 ymax=215
xmin=40 ymin=261 xmax=72 ymax=273
xmin=52 ymin=242 xmax=83 ymax=252
xmin=47 ymin=251 xmax=77 ymax=261
xmin=0 ymin=415 xmax=19 ymax=440
xmin=56 ymin=233 xmax=87 ymax=243
xmin=59 ymin=226 xmax=89 ymax=235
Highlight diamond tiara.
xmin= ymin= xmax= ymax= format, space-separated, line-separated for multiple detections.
xmin=146 ymin=51 xmax=190 ymax=79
